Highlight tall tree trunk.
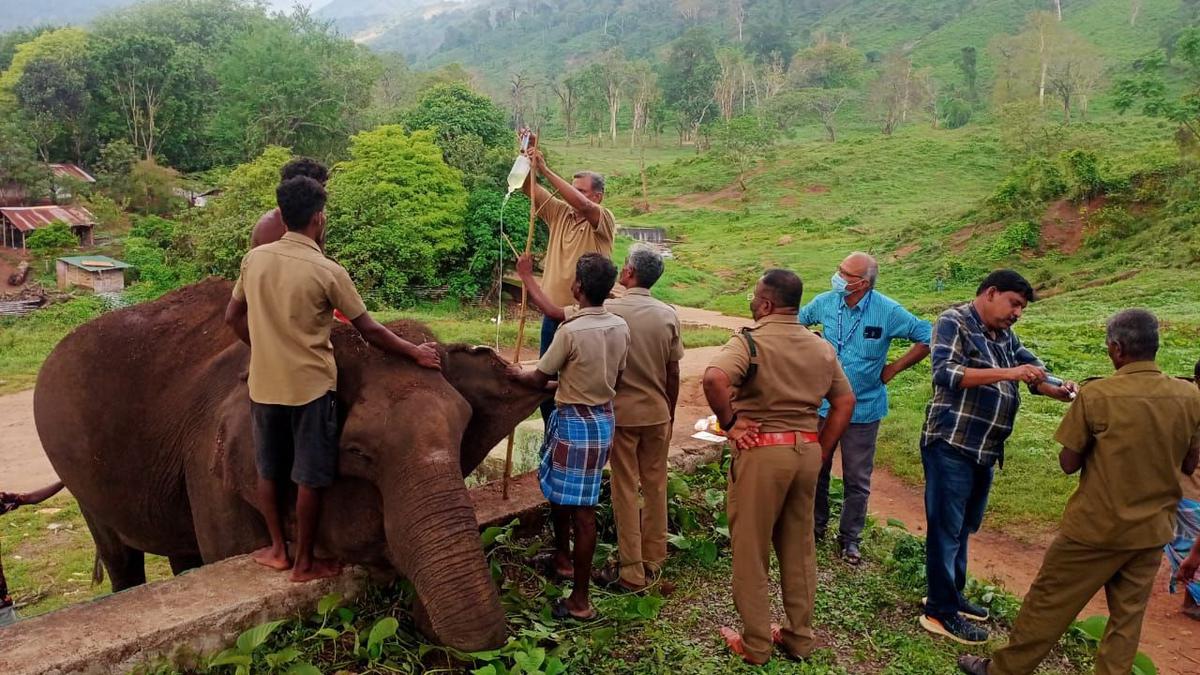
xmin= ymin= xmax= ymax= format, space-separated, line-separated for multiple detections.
xmin=1052 ymin=0 xmax=1062 ymax=21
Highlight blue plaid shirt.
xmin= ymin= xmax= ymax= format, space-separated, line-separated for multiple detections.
xmin=921 ymin=303 xmax=1047 ymax=466
xmin=799 ymin=290 xmax=932 ymax=424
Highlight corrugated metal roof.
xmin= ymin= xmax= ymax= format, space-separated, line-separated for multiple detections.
xmin=58 ymin=255 xmax=131 ymax=271
xmin=49 ymin=164 xmax=96 ymax=183
xmin=0 ymin=205 xmax=96 ymax=232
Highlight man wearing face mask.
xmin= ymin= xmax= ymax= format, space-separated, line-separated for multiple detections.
xmin=798 ymin=252 xmax=932 ymax=565
xmin=703 ymin=269 xmax=856 ymax=665
xmin=919 ymin=270 xmax=1076 ymax=645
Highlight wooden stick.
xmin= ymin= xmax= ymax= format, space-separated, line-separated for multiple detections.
xmin=503 ymin=153 xmax=538 ymax=500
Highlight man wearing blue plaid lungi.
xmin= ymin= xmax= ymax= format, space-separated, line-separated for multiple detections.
xmin=509 ymin=253 xmax=630 ymax=620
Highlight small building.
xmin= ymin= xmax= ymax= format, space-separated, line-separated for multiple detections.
xmin=49 ymin=164 xmax=96 ymax=203
xmin=56 ymin=255 xmax=130 ymax=293
xmin=1 ymin=205 xmax=97 ymax=249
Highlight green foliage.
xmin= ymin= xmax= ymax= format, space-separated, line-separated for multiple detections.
xmin=1062 ymin=149 xmax=1104 ymax=202
xmin=713 ymin=115 xmax=776 ymax=190
xmin=0 ymin=27 xmax=88 ymax=108
xmin=1114 ymin=28 xmax=1200 ymax=148
xmin=123 ymin=215 xmax=199 ymax=301
xmin=210 ymin=13 xmax=377 ymax=163
xmin=989 ymin=157 xmax=1068 ymax=215
xmin=452 ymin=189 xmax=539 ymax=300
xmin=938 ymin=96 xmax=973 ymax=130
xmin=789 ymin=41 xmax=865 ymax=89
xmin=127 ymin=160 xmax=184 ymax=216
xmin=660 ymin=28 xmax=720 ymax=138
xmin=325 ymin=126 xmax=468 ymax=305
xmin=0 ymin=118 xmax=43 ymax=197
xmin=989 ymin=220 xmax=1041 ymax=258
xmin=25 ymin=222 xmax=76 ymax=256
xmin=1071 ymin=616 xmax=1157 ymax=674
xmin=178 ymin=145 xmax=291 ymax=279
xmin=403 ymin=83 xmax=512 ymax=151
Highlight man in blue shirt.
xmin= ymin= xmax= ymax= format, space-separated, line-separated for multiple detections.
xmin=799 ymin=252 xmax=932 ymax=565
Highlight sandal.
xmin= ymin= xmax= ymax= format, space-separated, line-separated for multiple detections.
xmin=719 ymin=626 xmax=770 ymax=666
xmin=550 ymin=598 xmax=597 ymax=621
xmin=533 ymin=552 xmax=574 ymax=582
xmin=840 ymin=542 xmax=862 ymax=566
xmin=594 ymin=562 xmax=648 ymax=593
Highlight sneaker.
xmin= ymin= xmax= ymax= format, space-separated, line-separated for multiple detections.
xmin=922 ymin=597 xmax=990 ymax=621
xmin=839 ymin=542 xmax=862 ymax=566
xmin=919 ymin=614 xmax=989 ymax=645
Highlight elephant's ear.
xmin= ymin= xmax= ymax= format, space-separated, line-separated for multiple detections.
xmin=212 ymin=388 xmax=258 ymax=492
xmin=442 ymin=345 xmax=550 ymax=477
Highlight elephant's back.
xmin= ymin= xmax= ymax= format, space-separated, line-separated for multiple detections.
xmin=34 ymin=278 xmax=243 ymax=552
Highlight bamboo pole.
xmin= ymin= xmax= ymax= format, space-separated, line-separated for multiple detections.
xmin=502 ymin=143 xmax=538 ymax=500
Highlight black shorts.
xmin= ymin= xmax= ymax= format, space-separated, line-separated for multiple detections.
xmin=251 ymin=391 xmax=339 ymax=488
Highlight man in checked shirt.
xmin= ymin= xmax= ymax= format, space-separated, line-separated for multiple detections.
xmin=919 ymin=270 xmax=1077 ymax=645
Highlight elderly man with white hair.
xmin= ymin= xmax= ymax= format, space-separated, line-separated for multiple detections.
xmin=798 ymin=251 xmax=932 ymax=564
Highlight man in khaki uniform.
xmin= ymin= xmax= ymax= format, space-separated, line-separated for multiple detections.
xmin=958 ymin=309 xmax=1200 ymax=675
xmin=225 ymin=176 xmax=441 ymax=583
xmin=703 ymin=269 xmax=857 ymax=665
xmin=516 ymin=246 xmax=684 ymax=591
xmin=520 ymin=145 xmax=616 ymax=423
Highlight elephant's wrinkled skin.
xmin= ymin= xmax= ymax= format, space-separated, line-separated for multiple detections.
xmin=33 ymin=279 xmax=547 ymax=651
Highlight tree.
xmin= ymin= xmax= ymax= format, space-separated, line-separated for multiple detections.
xmin=1051 ymin=0 xmax=1062 ymax=21
xmin=626 ymin=61 xmax=659 ymax=148
xmin=0 ymin=27 xmax=53 ymax=72
xmin=869 ymin=53 xmax=932 ymax=135
xmin=1130 ymin=0 xmax=1142 ymax=26
xmin=1045 ymin=34 xmax=1103 ymax=123
xmin=958 ymin=46 xmax=979 ymax=103
xmin=403 ymin=83 xmax=512 ymax=151
xmin=15 ymin=58 xmax=90 ymax=163
xmin=210 ymin=15 xmax=378 ymax=162
xmin=661 ymin=28 xmax=720 ymax=145
xmin=0 ymin=120 xmax=44 ymax=201
xmin=730 ymin=0 xmax=747 ymax=42
xmin=325 ymin=127 xmax=468 ymax=305
xmin=552 ymin=74 xmax=581 ymax=145
xmin=599 ymin=50 xmax=628 ymax=145
xmin=788 ymin=41 xmax=864 ymax=90
xmin=797 ymin=88 xmax=856 ymax=142
xmin=1114 ymin=28 xmax=1200 ymax=147
xmin=0 ymin=27 xmax=88 ymax=109
xmin=452 ymin=188 xmax=538 ymax=300
xmin=714 ymin=115 xmax=775 ymax=191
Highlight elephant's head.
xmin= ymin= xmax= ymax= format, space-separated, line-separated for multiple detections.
xmin=440 ymin=344 xmax=553 ymax=476
xmin=328 ymin=323 xmax=532 ymax=652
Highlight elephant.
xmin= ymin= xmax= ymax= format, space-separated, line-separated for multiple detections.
xmin=33 ymin=278 xmax=549 ymax=651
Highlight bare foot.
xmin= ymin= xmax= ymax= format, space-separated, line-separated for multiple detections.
xmin=289 ymin=557 xmax=342 ymax=583
xmin=251 ymin=546 xmax=292 ymax=571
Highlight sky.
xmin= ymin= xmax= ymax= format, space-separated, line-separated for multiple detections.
xmin=264 ymin=0 xmax=334 ymax=11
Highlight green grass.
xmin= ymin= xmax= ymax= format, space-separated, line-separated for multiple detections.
xmin=0 ymin=296 xmax=107 ymax=395
xmin=0 ymin=494 xmax=171 ymax=618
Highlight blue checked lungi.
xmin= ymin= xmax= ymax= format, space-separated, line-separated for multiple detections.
xmin=1167 ymin=498 xmax=1200 ymax=604
xmin=539 ymin=402 xmax=615 ymax=506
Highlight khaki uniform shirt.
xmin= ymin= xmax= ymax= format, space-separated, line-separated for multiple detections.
xmin=536 ymin=185 xmax=615 ymax=306
xmin=1056 ymin=362 xmax=1200 ymax=550
xmin=566 ymin=289 xmax=685 ymax=427
xmin=537 ymin=307 xmax=630 ymax=407
xmin=232 ymin=232 xmax=368 ymax=406
xmin=708 ymin=314 xmax=852 ymax=434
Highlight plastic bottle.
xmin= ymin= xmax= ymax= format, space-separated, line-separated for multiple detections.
xmin=506 ymin=155 xmax=531 ymax=195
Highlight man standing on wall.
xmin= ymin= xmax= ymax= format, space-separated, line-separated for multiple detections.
xmin=919 ymin=270 xmax=1077 ymax=645
xmin=799 ymin=251 xmax=931 ymax=565
xmin=520 ymin=143 xmax=616 ymax=423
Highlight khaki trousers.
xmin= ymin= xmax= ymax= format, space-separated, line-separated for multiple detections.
xmin=728 ymin=440 xmax=821 ymax=662
xmin=611 ymin=423 xmax=672 ymax=587
xmin=990 ymin=535 xmax=1162 ymax=675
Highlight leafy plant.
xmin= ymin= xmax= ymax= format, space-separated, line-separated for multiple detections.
xmin=1071 ymin=615 xmax=1157 ymax=674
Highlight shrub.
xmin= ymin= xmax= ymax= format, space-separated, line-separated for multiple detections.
xmin=25 ymin=222 xmax=76 ymax=256
xmin=938 ymin=96 xmax=973 ymax=130
xmin=990 ymin=220 xmax=1041 ymax=258
xmin=988 ymin=157 xmax=1067 ymax=216
xmin=1062 ymin=149 xmax=1104 ymax=202
xmin=448 ymin=188 xmax=541 ymax=300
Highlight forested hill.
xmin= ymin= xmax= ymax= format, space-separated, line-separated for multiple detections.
xmin=332 ymin=0 xmax=1197 ymax=83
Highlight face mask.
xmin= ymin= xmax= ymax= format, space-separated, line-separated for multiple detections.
xmin=831 ymin=272 xmax=851 ymax=297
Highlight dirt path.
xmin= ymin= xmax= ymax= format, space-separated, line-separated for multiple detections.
xmin=0 ymin=389 xmax=58 ymax=492
xmin=668 ymin=310 xmax=1200 ymax=674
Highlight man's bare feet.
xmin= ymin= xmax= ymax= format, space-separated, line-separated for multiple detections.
xmin=251 ymin=546 xmax=292 ymax=571
xmin=289 ymin=557 xmax=342 ymax=583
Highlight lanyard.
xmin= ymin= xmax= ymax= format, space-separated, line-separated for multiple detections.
xmin=834 ymin=292 xmax=871 ymax=356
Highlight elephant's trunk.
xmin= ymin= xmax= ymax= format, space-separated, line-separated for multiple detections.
xmin=379 ymin=445 xmax=507 ymax=652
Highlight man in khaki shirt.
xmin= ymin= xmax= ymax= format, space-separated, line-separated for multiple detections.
xmin=509 ymin=253 xmax=630 ymax=621
xmin=225 ymin=176 xmax=441 ymax=583
xmin=959 ymin=310 xmax=1200 ymax=675
xmin=516 ymin=246 xmax=684 ymax=591
xmin=703 ymin=269 xmax=856 ymax=665
xmin=520 ymin=145 xmax=616 ymax=423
